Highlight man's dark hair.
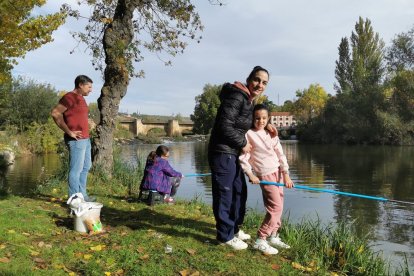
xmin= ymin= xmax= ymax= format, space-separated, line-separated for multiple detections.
xmin=74 ymin=75 xmax=93 ymax=88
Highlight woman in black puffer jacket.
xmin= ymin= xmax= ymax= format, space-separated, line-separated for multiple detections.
xmin=208 ymin=66 xmax=271 ymax=250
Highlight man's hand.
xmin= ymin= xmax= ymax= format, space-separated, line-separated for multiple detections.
xmin=69 ymin=130 xmax=83 ymax=140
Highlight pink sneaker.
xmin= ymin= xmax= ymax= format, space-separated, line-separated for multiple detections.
xmin=164 ymin=197 xmax=174 ymax=204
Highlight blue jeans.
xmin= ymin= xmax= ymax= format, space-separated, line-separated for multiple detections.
xmin=210 ymin=153 xmax=247 ymax=242
xmin=65 ymin=138 xmax=92 ymax=198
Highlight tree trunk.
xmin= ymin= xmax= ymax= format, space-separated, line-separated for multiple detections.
xmin=92 ymin=0 xmax=134 ymax=173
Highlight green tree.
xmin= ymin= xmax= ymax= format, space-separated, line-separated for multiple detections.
xmin=255 ymin=95 xmax=278 ymax=111
xmin=191 ymin=84 xmax=221 ymax=134
xmin=6 ymin=78 xmax=59 ymax=132
xmin=325 ymin=17 xmax=387 ymax=144
xmin=386 ymin=25 xmax=414 ymax=72
xmin=334 ymin=37 xmax=352 ymax=94
xmin=293 ymin=84 xmax=328 ymax=124
xmin=350 ymin=17 xmax=385 ymax=95
xmin=280 ymin=100 xmax=295 ymax=112
xmin=0 ymin=82 xmax=12 ymax=127
xmin=390 ymin=70 xmax=414 ymax=122
xmin=0 ymin=0 xmax=65 ymax=84
xmin=63 ymin=0 xmax=221 ymax=172
xmin=89 ymin=102 xmax=100 ymax=124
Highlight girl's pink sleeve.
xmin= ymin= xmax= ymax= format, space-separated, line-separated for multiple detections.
xmin=273 ymin=137 xmax=289 ymax=173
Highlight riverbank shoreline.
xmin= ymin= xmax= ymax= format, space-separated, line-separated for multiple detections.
xmin=0 ymin=160 xmax=408 ymax=275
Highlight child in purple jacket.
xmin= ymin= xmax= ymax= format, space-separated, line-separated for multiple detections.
xmin=140 ymin=145 xmax=183 ymax=203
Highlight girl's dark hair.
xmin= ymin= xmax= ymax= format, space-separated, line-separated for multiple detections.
xmin=146 ymin=151 xmax=157 ymax=162
xmin=156 ymin=145 xmax=169 ymax=157
xmin=246 ymin=66 xmax=269 ymax=83
xmin=147 ymin=145 xmax=170 ymax=162
xmin=252 ymin=104 xmax=270 ymax=127
xmin=253 ymin=103 xmax=269 ymax=114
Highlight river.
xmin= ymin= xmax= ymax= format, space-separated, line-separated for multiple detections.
xmin=2 ymin=141 xmax=413 ymax=272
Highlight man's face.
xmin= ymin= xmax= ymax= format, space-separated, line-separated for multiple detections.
xmin=79 ymin=82 xmax=93 ymax=96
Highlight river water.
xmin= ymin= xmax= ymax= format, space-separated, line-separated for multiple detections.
xmin=2 ymin=141 xmax=413 ymax=271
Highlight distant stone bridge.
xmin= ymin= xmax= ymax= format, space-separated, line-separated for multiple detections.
xmin=118 ymin=117 xmax=194 ymax=137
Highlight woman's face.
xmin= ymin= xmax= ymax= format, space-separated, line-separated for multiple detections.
xmin=253 ymin=109 xmax=269 ymax=131
xmin=247 ymin=70 xmax=269 ymax=98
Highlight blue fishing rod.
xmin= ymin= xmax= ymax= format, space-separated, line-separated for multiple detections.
xmin=260 ymin=180 xmax=414 ymax=205
xmin=183 ymin=173 xmax=414 ymax=205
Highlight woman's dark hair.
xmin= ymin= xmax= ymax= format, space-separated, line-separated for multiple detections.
xmin=246 ymin=66 xmax=269 ymax=83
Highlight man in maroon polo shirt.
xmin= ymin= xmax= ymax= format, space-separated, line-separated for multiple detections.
xmin=51 ymin=75 xmax=95 ymax=201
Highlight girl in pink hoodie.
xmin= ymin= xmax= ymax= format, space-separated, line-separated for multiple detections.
xmin=239 ymin=104 xmax=294 ymax=255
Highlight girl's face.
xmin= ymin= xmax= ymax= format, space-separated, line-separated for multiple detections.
xmin=161 ymin=152 xmax=170 ymax=160
xmin=247 ymin=71 xmax=269 ymax=98
xmin=253 ymin=109 xmax=269 ymax=130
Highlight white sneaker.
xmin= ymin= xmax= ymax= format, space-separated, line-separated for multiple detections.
xmin=224 ymin=237 xmax=248 ymax=250
xmin=268 ymin=235 xmax=290 ymax=249
xmin=253 ymin=239 xmax=278 ymax=255
xmin=235 ymin=230 xmax=251 ymax=241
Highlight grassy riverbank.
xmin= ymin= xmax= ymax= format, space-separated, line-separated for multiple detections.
xmin=0 ymin=161 xmax=410 ymax=275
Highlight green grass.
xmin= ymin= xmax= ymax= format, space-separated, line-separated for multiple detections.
xmin=0 ymin=159 xmax=410 ymax=275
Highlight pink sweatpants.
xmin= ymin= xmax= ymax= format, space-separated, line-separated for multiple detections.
xmin=257 ymin=171 xmax=284 ymax=239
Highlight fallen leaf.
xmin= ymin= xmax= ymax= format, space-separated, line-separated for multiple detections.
xmin=90 ymin=245 xmax=106 ymax=251
xmin=104 ymin=272 xmax=111 ymax=276
xmin=33 ymin=257 xmax=46 ymax=263
xmin=140 ymin=254 xmax=149 ymax=260
xmin=22 ymin=232 xmax=31 ymax=236
xmin=226 ymin=253 xmax=235 ymax=257
xmin=0 ymin=244 xmax=6 ymax=250
xmin=136 ymin=247 xmax=145 ymax=253
xmin=292 ymin=262 xmax=304 ymax=270
xmin=179 ymin=269 xmax=200 ymax=276
xmin=84 ymin=254 xmax=93 ymax=260
xmin=271 ymin=264 xmax=281 ymax=270
xmin=186 ymin=249 xmax=196 ymax=255
xmin=7 ymin=229 xmax=15 ymax=234
xmin=0 ymin=257 xmax=10 ymax=263
xmin=30 ymin=250 xmax=40 ymax=256
xmin=38 ymin=241 xmax=45 ymax=248
xmin=120 ymin=231 xmax=128 ymax=236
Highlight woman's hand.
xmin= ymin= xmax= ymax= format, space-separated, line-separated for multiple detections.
xmin=241 ymin=142 xmax=252 ymax=154
xmin=266 ymin=124 xmax=278 ymax=138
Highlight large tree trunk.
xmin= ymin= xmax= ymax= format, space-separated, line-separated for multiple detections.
xmin=92 ymin=0 xmax=134 ymax=173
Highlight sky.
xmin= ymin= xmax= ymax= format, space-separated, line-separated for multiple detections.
xmin=12 ymin=0 xmax=414 ymax=116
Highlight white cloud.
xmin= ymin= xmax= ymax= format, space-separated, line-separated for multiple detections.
xmin=13 ymin=0 xmax=414 ymax=116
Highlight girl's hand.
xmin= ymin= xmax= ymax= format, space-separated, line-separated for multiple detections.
xmin=246 ymin=172 xmax=260 ymax=184
xmin=283 ymin=173 xmax=294 ymax=189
